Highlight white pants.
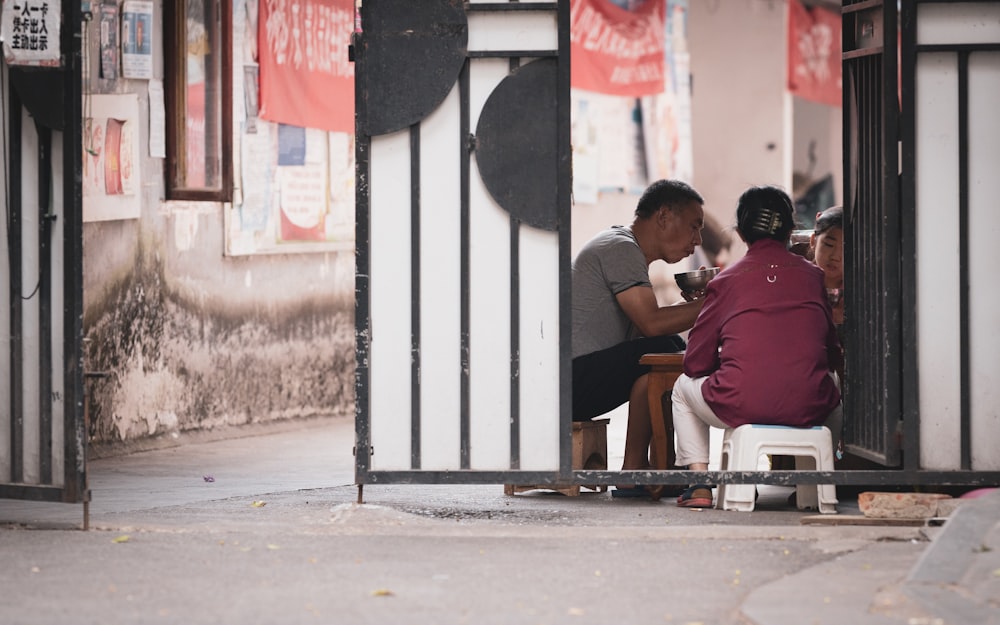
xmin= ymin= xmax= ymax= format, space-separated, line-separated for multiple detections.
xmin=671 ymin=373 xmax=843 ymax=467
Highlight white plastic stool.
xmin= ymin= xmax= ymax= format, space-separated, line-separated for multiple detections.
xmin=717 ymin=424 xmax=838 ymax=514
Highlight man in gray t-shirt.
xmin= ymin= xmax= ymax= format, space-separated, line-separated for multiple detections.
xmin=572 ymin=180 xmax=706 ymax=493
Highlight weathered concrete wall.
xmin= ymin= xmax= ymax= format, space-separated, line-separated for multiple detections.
xmin=82 ymin=211 xmax=355 ymax=444
xmin=76 ymin=2 xmax=357 ymax=446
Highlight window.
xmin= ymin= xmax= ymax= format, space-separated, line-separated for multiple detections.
xmin=164 ymin=0 xmax=232 ymax=201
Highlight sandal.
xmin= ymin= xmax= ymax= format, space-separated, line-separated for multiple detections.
xmin=677 ymin=484 xmax=714 ymax=508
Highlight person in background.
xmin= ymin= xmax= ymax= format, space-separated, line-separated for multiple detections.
xmin=811 ymin=206 xmax=845 ymax=326
xmin=670 ymin=185 xmax=843 ymax=508
xmin=572 ymin=179 xmax=706 ymax=498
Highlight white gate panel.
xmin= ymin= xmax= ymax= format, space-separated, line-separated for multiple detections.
xmin=917 ymin=3 xmax=1000 ymax=44
xmin=468 ymin=59 xmax=517 ymax=471
xmin=517 ymin=227 xmax=560 ymax=471
xmin=916 ymin=53 xmax=962 ymax=470
xmin=20 ymin=109 xmax=43 ymax=484
xmin=468 ymin=12 xmax=559 ymax=53
xmin=968 ymin=51 xmax=1000 ymax=471
xmin=369 ymin=130 xmax=414 ymax=471
xmin=419 ymin=85 xmax=463 ymax=470
xmin=50 ymin=131 xmax=67 ymax=485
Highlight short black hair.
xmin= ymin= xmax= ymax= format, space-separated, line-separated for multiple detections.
xmin=735 ymin=185 xmax=795 ymax=244
xmin=814 ymin=205 xmax=844 ymax=235
xmin=635 ymin=179 xmax=704 ymax=218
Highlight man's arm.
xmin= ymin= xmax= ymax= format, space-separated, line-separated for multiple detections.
xmin=616 ymin=284 xmax=704 ymax=338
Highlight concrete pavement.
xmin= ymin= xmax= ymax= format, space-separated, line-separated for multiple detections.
xmin=1 ymin=415 xmax=997 ymax=625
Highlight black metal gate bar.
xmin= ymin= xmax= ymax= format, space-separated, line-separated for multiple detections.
xmin=62 ymin=2 xmax=87 ymax=503
xmin=37 ymin=123 xmax=54 ymax=485
xmin=509 ymin=217 xmax=521 ymax=469
xmin=352 ymin=29 xmax=373 ymax=477
xmin=459 ymin=59 xmax=473 ymax=471
xmin=507 ymin=56 xmax=523 ymax=472
xmin=410 ymin=124 xmax=422 ymax=469
xmin=556 ymin=0 xmax=573 ymax=480
xmin=899 ymin=0 xmax=921 ymax=472
xmin=956 ymin=50 xmax=971 ymax=471
xmin=360 ymin=469 xmax=1000 ymax=487
xmin=8 ymin=80 xmax=25 ymax=486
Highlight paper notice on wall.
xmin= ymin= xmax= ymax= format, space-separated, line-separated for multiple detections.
xmin=1 ymin=0 xmax=62 ymax=67
xmin=147 ymin=78 xmax=166 ymax=157
xmin=279 ymin=163 xmax=328 ymax=242
xmin=121 ymin=0 xmax=154 ymax=79
xmin=83 ymin=94 xmax=142 ymax=221
xmin=99 ymin=1 xmax=119 ymax=79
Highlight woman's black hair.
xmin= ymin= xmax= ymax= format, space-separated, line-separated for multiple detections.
xmin=814 ymin=205 xmax=844 ymax=235
xmin=735 ymin=185 xmax=795 ymax=244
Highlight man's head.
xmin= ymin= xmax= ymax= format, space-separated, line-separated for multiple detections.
xmin=634 ymin=179 xmax=705 ymax=264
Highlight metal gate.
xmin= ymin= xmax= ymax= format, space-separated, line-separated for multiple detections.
xmin=354 ymin=0 xmax=1000 ymax=493
xmin=353 ymin=0 xmax=574 ymax=489
xmin=1 ymin=2 xmax=87 ymax=516
xmin=899 ymin=0 xmax=1000 ymax=477
xmin=841 ymin=0 xmax=902 ymax=466
xmin=841 ymin=0 xmax=1000 ymax=483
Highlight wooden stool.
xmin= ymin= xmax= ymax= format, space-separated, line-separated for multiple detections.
xmin=504 ymin=419 xmax=610 ymax=496
xmin=639 ymin=352 xmax=685 ymax=472
xmin=637 ymin=353 xmax=685 ymax=501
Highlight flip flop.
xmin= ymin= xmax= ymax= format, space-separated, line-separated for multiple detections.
xmin=677 ymin=485 xmax=714 ymax=508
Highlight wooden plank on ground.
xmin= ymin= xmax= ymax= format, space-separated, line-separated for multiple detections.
xmin=800 ymin=514 xmax=928 ymax=527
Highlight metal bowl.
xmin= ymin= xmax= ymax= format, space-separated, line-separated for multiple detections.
xmin=674 ymin=267 xmax=720 ymax=293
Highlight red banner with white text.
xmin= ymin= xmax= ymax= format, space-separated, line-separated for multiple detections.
xmin=787 ymin=0 xmax=841 ymax=107
xmin=570 ymin=0 xmax=666 ymax=97
xmin=258 ymin=0 xmax=355 ymax=132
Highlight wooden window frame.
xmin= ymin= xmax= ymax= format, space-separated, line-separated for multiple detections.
xmin=163 ymin=0 xmax=233 ymax=202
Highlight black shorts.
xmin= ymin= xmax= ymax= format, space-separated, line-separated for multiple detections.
xmin=572 ymin=335 xmax=686 ymax=421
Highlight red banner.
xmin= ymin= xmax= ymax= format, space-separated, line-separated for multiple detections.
xmin=258 ymin=0 xmax=355 ymax=132
xmin=787 ymin=0 xmax=841 ymax=107
xmin=570 ymin=0 xmax=666 ymax=97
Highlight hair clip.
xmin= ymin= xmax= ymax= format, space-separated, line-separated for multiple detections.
xmin=751 ymin=208 xmax=783 ymax=235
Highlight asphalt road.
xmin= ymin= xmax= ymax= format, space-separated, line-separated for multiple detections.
xmin=1 ymin=416 xmax=995 ymax=625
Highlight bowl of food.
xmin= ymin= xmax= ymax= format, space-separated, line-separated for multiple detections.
xmin=674 ymin=267 xmax=720 ymax=294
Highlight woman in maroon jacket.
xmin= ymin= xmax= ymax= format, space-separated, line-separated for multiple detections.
xmin=671 ymin=185 xmax=843 ymax=508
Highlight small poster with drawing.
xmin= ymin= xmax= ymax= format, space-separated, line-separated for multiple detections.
xmin=83 ymin=94 xmax=142 ymax=221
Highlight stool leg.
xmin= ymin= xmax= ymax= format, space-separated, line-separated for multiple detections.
xmin=721 ymin=429 xmax=757 ymax=512
xmin=794 ymin=454 xmax=820 ymax=510
xmin=716 ymin=435 xmax=731 ymax=509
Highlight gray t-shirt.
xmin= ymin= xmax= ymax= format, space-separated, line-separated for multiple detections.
xmin=572 ymin=225 xmax=651 ymax=358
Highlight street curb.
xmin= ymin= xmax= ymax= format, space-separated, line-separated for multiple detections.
xmin=740 ymin=540 xmax=925 ymax=625
xmin=902 ymin=489 xmax=1000 ymax=625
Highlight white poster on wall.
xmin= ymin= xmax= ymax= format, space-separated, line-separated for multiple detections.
xmin=0 ymin=0 xmax=61 ymax=67
xmin=121 ymin=0 xmax=154 ymax=79
xmin=83 ymin=94 xmax=142 ymax=222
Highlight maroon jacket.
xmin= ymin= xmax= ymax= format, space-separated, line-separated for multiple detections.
xmin=683 ymin=238 xmax=842 ymax=427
